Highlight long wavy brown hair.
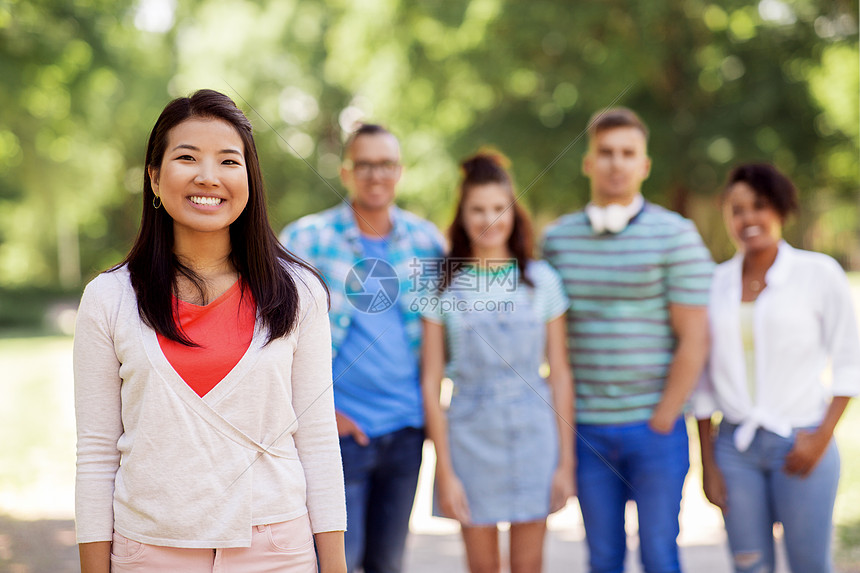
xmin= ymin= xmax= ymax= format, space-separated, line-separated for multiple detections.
xmin=442 ymin=150 xmax=534 ymax=291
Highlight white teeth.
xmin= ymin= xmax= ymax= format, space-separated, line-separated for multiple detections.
xmin=189 ymin=196 xmax=222 ymax=206
xmin=743 ymin=226 xmax=761 ymax=238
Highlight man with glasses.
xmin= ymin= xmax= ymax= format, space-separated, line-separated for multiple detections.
xmin=280 ymin=124 xmax=445 ymax=573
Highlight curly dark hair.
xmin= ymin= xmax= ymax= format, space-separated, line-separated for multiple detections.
xmin=725 ymin=163 xmax=799 ymax=220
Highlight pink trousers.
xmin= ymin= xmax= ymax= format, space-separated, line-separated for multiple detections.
xmin=110 ymin=514 xmax=317 ymax=572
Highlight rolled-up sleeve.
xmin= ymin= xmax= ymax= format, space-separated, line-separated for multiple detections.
xmin=821 ymin=260 xmax=860 ymax=397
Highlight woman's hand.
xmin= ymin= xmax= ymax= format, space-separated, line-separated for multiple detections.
xmin=783 ymin=397 xmax=849 ymax=477
xmin=784 ymin=429 xmax=830 ymax=477
xmin=436 ymin=471 xmax=471 ymax=525
xmin=697 ymin=418 xmax=727 ymax=512
xmin=701 ymin=460 xmax=728 ymax=512
xmin=79 ymin=541 xmax=111 ymax=573
xmin=314 ymin=531 xmax=347 ymax=573
xmin=544 ymin=315 xmax=577 ymax=515
xmin=549 ymin=465 xmax=575 ymax=513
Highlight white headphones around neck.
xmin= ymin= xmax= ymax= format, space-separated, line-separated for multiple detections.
xmin=585 ymin=194 xmax=644 ymax=234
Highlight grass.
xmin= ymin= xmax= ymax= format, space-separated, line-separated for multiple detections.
xmin=834 ymin=399 xmax=860 ymax=566
xmin=0 ymin=336 xmax=76 ymax=519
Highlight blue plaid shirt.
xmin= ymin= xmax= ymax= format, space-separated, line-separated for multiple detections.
xmin=280 ymin=202 xmax=446 ymax=360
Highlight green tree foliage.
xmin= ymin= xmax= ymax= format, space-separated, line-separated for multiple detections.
xmin=1 ymin=0 xmax=857 ymax=288
xmin=0 ymin=0 xmax=175 ymax=287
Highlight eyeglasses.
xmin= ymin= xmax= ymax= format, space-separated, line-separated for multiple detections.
xmin=344 ymin=159 xmax=401 ymax=179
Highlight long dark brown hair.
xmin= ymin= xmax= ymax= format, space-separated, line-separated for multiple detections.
xmin=442 ymin=150 xmax=534 ymax=290
xmin=115 ymin=89 xmax=325 ymax=345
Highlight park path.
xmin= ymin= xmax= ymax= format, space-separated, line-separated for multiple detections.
xmin=0 ymin=437 xmax=792 ymax=572
xmin=402 ymin=442 xmax=789 ymax=573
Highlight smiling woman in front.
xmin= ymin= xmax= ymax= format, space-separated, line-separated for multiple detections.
xmin=73 ymin=89 xmax=346 ymax=573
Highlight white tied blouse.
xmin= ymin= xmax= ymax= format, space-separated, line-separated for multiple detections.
xmin=693 ymin=242 xmax=860 ymax=452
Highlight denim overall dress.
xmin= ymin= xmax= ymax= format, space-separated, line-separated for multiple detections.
xmin=440 ymin=283 xmax=559 ymax=525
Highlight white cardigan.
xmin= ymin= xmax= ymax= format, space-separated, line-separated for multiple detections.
xmin=693 ymin=242 xmax=860 ymax=451
xmin=74 ymin=266 xmax=346 ymax=548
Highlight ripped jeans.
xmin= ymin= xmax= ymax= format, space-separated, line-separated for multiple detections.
xmin=715 ymin=423 xmax=840 ymax=573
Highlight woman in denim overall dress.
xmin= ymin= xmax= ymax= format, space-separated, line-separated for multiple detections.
xmin=421 ymin=152 xmax=575 ymax=572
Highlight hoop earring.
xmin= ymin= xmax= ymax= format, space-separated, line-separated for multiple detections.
xmin=153 ymin=195 xmax=162 ymax=209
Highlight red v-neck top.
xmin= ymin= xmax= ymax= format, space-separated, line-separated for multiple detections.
xmin=157 ymin=280 xmax=257 ymax=397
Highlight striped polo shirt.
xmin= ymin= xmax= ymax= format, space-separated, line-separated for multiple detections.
xmin=542 ymin=202 xmax=714 ymax=425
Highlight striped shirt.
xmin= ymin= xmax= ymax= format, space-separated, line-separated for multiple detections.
xmin=542 ymin=202 xmax=713 ymax=424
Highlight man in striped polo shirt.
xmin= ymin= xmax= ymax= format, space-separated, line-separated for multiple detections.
xmin=542 ymin=108 xmax=713 ymax=573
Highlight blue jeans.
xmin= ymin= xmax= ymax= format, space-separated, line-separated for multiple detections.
xmin=340 ymin=426 xmax=424 ymax=573
xmin=715 ymin=423 xmax=840 ymax=573
xmin=576 ymin=418 xmax=689 ymax=573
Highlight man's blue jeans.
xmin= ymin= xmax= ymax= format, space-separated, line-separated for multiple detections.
xmin=716 ymin=423 xmax=840 ymax=573
xmin=340 ymin=426 xmax=424 ymax=573
xmin=576 ymin=418 xmax=689 ymax=573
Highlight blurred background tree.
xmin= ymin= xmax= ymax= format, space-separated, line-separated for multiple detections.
xmin=1 ymin=0 xmax=857 ymax=294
